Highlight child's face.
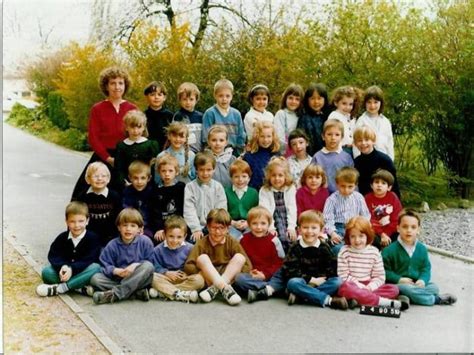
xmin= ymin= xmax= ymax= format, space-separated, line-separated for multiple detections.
xmin=208 ymin=132 xmax=227 ymax=155
xmin=258 ymin=128 xmax=274 ymax=149
xmin=147 ymin=90 xmax=166 ymax=110
xmin=126 ymin=124 xmax=145 ymax=141
xmin=169 ymin=132 xmax=186 ymax=150
xmin=231 ymin=172 xmax=250 ymax=189
xmin=306 ymin=174 xmax=323 ymax=192
xmin=215 ymin=88 xmax=233 ymax=109
xmin=197 ymin=162 xmax=215 ymax=183
xmin=165 ymin=227 xmax=186 ymax=250
xmin=348 ymin=228 xmax=368 ymax=250
xmin=336 ymin=96 xmax=354 ymax=115
xmin=397 ymin=216 xmax=420 ymax=246
xmin=371 ymin=178 xmax=391 ymax=198
xmin=251 ymin=93 xmax=269 ymax=112
xmin=88 ymin=167 xmax=110 ymax=191
xmin=290 ymin=137 xmax=308 ymax=157
xmin=207 ymin=222 xmax=228 ymax=244
xmin=299 ymin=222 xmax=322 ymax=246
xmin=308 ymin=92 xmax=325 ymax=112
xmin=286 ymin=94 xmax=301 ymax=112
xmin=107 ymin=77 xmax=125 ymax=100
xmin=366 ymin=98 xmax=381 ymax=115
xmin=269 ymin=166 xmax=286 ymax=190
xmin=66 ymin=214 xmax=89 ymax=238
xmin=337 ymin=180 xmax=357 ymax=197
xmin=249 ymin=215 xmax=270 ymax=238
xmin=179 ymin=94 xmax=197 ymax=112
xmin=130 ymin=172 xmax=150 ymax=191
xmin=118 ymin=222 xmax=141 ymax=244
xmin=354 ymin=137 xmax=375 ymax=155
xmin=323 ymin=127 xmax=343 ymax=151
xmin=159 ymin=163 xmax=178 ymax=186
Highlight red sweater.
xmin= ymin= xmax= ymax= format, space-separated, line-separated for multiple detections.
xmin=365 ymin=191 xmax=402 ymax=236
xmin=88 ymin=100 xmax=137 ymax=161
xmin=240 ymin=232 xmax=284 ymax=279
xmin=296 ymin=186 xmax=330 ymax=217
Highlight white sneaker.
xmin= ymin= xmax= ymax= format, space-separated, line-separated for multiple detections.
xmin=174 ymin=290 xmax=199 ymax=303
xmin=221 ymin=285 xmax=241 ymax=306
xmin=149 ymin=288 xmax=166 ymax=300
xmin=36 ymin=284 xmax=59 ymax=297
xmin=199 ymin=285 xmax=219 ymax=303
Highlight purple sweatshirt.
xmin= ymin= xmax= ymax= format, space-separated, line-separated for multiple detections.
xmin=152 ymin=241 xmax=194 ymax=273
xmin=312 ymin=149 xmax=353 ymax=193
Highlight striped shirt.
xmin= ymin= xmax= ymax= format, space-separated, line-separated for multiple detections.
xmin=323 ymin=191 xmax=370 ymax=235
xmin=337 ymin=245 xmax=385 ymax=291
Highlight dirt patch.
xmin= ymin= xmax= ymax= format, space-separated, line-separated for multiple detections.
xmin=4 ymin=239 xmax=108 ymax=353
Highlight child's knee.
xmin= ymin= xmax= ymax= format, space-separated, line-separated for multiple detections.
xmin=196 ymin=254 xmax=211 ymax=267
xmin=141 ymin=261 xmax=154 ymax=273
xmin=232 ymin=253 xmax=246 ymax=265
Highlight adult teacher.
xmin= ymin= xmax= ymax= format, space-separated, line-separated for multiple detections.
xmin=71 ymin=66 xmax=137 ymax=199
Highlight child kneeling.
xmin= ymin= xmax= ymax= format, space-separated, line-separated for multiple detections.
xmin=91 ymin=208 xmax=155 ymax=304
xmin=150 ymin=216 xmax=205 ymax=303
xmin=184 ymin=209 xmax=252 ymax=306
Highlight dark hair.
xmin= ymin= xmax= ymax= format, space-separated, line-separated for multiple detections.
xmin=164 ymin=215 xmax=187 ymax=233
xmin=364 ymin=85 xmax=385 ymax=114
xmin=194 ymin=151 xmax=216 ymax=169
xmin=371 ymin=169 xmax=394 ymax=187
xmin=397 ymin=208 xmax=421 ymax=226
xmin=206 ymin=208 xmax=231 ymax=226
xmin=247 ymin=84 xmax=271 ymax=104
xmin=279 ymin=83 xmax=304 ymax=114
xmin=144 ymin=81 xmax=168 ymax=96
xmin=303 ymin=83 xmax=329 ymax=115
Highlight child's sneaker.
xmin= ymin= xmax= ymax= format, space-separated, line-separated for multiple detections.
xmin=36 ymin=284 xmax=59 ymax=297
xmin=199 ymin=285 xmax=219 ymax=303
xmin=287 ymin=293 xmax=297 ymax=306
xmin=174 ymin=290 xmax=199 ymax=303
xmin=74 ymin=286 xmax=95 ymax=297
xmin=221 ymin=285 xmax=241 ymax=306
xmin=247 ymin=288 xmax=269 ymax=303
xmin=437 ymin=293 xmax=457 ymax=305
xmin=93 ymin=290 xmax=117 ymax=304
xmin=135 ymin=288 xmax=150 ymax=302
xmin=397 ymin=295 xmax=410 ymax=310
xmin=149 ymin=288 xmax=166 ymax=300
xmin=389 ymin=300 xmax=402 ymax=309
xmin=329 ymin=296 xmax=348 ymax=310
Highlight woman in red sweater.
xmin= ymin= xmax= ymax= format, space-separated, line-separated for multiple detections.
xmin=71 ymin=67 xmax=137 ymax=198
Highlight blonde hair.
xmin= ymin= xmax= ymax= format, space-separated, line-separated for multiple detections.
xmin=229 ymin=159 xmax=252 ymax=177
xmin=331 ymin=85 xmax=363 ymax=117
xmin=335 ymin=167 xmax=359 ymax=184
xmin=85 ymin=162 xmax=110 ymax=182
xmin=263 ymin=156 xmax=293 ymax=189
xmin=194 ymin=151 xmax=216 ymax=169
xmin=65 ymin=201 xmax=89 ymax=219
xmin=116 ymin=207 xmax=144 ymax=228
xmin=300 ymin=164 xmax=327 ymax=188
xmin=247 ymin=206 xmax=272 ymax=225
xmin=164 ymin=215 xmax=188 ymax=234
xmin=128 ymin=160 xmax=151 ymax=177
xmin=164 ymin=122 xmax=191 ymax=177
xmin=99 ymin=66 xmax=131 ymax=97
xmin=248 ymin=121 xmax=280 ymax=153
xmin=177 ymin=82 xmax=200 ymax=101
xmin=156 ymin=153 xmax=180 ymax=174
xmin=123 ymin=110 xmax=148 ymax=137
xmin=298 ymin=210 xmax=325 ymax=229
xmin=323 ymin=119 xmax=345 ymax=137
xmin=353 ymin=125 xmax=377 ymax=143
xmin=214 ymin=79 xmax=234 ymax=95
xmin=207 ymin=125 xmax=228 ymax=141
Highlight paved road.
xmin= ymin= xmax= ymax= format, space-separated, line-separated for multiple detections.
xmin=3 ymin=122 xmax=473 ymax=352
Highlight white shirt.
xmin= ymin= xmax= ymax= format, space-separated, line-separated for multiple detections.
xmin=68 ymin=230 xmax=87 ymax=248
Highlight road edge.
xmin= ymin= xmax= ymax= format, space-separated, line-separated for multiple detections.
xmin=426 ymin=244 xmax=474 ymax=264
xmin=5 ymin=234 xmax=125 ymax=355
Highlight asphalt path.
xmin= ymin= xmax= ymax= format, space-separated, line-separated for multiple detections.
xmin=3 ymin=122 xmax=473 ymax=352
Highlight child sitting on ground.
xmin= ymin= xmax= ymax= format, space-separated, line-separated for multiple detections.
xmin=287 ymin=129 xmax=313 ymax=188
xmin=150 ymin=216 xmax=205 ymax=303
xmin=122 ymin=161 xmax=154 ymax=238
xmin=205 ymin=125 xmax=236 ymax=188
xmin=296 ymin=164 xmax=329 ymax=217
xmin=282 ymin=210 xmax=348 ymax=310
xmin=337 ymin=216 xmax=402 ymax=309
xmin=143 ymin=81 xmax=173 ymax=149
xmin=365 ymin=169 xmax=403 ymax=249
xmin=225 ymin=159 xmax=259 ymax=240
xmin=90 ymin=208 xmax=155 ymax=304
xmin=323 ymin=167 xmax=370 ymax=254
xmin=36 ymin=202 xmax=101 ymax=297
xmin=234 ymin=206 xmax=286 ymax=303
xmin=382 ymin=209 xmax=457 ymax=307
xmin=184 ymin=209 xmax=252 ymax=305
xmin=75 ymin=162 xmax=122 ymax=247
xmin=183 ymin=152 xmax=227 ymax=242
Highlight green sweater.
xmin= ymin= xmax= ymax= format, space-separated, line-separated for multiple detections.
xmin=382 ymin=240 xmax=431 ymax=284
xmin=224 ymin=186 xmax=259 ymax=221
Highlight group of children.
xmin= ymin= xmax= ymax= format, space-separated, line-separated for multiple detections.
xmin=36 ymin=78 xmax=457 ymax=312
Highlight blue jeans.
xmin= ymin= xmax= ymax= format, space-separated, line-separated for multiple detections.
xmin=330 ymin=223 xmax=345 ymax=255
xmin=228 ymin=226 xmax=250 ymax=241
xmin=42 ymin=263 xmax=101 ymax=290
xmin=234 ymin=268 xmax=285 ymax=294
xmin=287 ymin=276 xmax=342 ymax=307
xmin=398 ymin=282 xmax=439 ymax=306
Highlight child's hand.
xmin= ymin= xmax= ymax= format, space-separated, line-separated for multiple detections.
xmin=287 ymin=229 xmax=297 ymax=242
xmin=380 ymin=233 xmax=391 ymax=246
xmin=154 ymin=230 xmax=165 ymax=242
xmin=250 ymin=269 xmax=266 ymax=280
xmin=398 ymin=277 xmax=414 ymax=285
xmin=106 ymin=157 xmax=115 ymax=167
xmin=113 ymin=268 xmax=128 ymax=278
xmin=318 ymin=232 xmax=329 ymax=241
xmin=309 ymin=276 xmax=326 ymax=287
xmin=165 ymin=271 xmax=186 ymax=282
xmin=415 ymin=279 xmax=425 ymax=288
xmin=330 ymin=232 xmax=342 ymax=244
xmin=191 ymin=230 xmax=204 ymax=242
xmin=59 ymin=265 xmax=72 ymax=282
xmin=238 ymin=220 xmax=248 ymax=231
xmin=269 ymin=228 xmax=277 ymax=237
xmin=125 ymin=263 xmax=139 ymax=274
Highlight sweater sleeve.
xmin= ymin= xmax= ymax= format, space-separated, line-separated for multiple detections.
xmin=385 ymin=193 xmax=402 ymax=236
xmin=416 ymin=245 xmax=432 ymax=284
xmin=202 ymin=108 xmax=215 ymax=144
xmin=366 ymin=250 xmax=385 ymax=291
xmin=281 ymin=244 xmax=302 ymax=280
xmin=358 ymin=193 xmax=371 ymax=220
xmin=323 ymin=195 xmax=337 ymax=235
xmin=274 ymin=110 xmax=287 ymax=147
xmin=99 ymin=243 xmax=118 ymax=279
xmin=216 ymin=182 xmax=227 ymax=209
xmin=286 ymin=185 xmax=298 ymax=230
xmin=152 ymin=248 xmax=168 ymax=274
xmin=259 ymin=188 xmax=275 ymax=230
xmin=183 ymin=241 xmax=202 ymax=275
xmin=337 ymin=247 xmax=367 ymax=289
xmin=183 ymin=183 xmax=203 ymax=233
xmin=382 ymin=246 xmax=402 ymax=284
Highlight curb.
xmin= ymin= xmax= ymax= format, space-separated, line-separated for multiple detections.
xmin=426 ymin=244 xmax=474 ymax=264
xmin=5 ymin=234 xmax=126 ymax=354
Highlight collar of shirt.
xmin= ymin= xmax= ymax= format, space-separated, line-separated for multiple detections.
xmin=68 ymin=230 xmax=87 ymax=246
xmin=208 ymin=235 xmax=226 ymax=247
xmin=123 ymin=137 xmax=147 ymax=145
xmin=164 ymin=240 xmax=186 ymax=249
xmin=197 ymin=178 xmax=212 ymax=186
xmin=397 ymin=236 xmax=417 ymax=257
xmin=232 ymin=185 xmax=248 ymax=198
xmin=87 ymin=187 xmax=109 ymax=197
xmin=157 ymin=179 xmax=178 ymax=188
xmin=321 ymin=147 xmax=343 ymax=154
xmin=299 ymin=238 xmax=321 ymax=248
xmin=216 ymin=104 xmax=230 ymax=116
